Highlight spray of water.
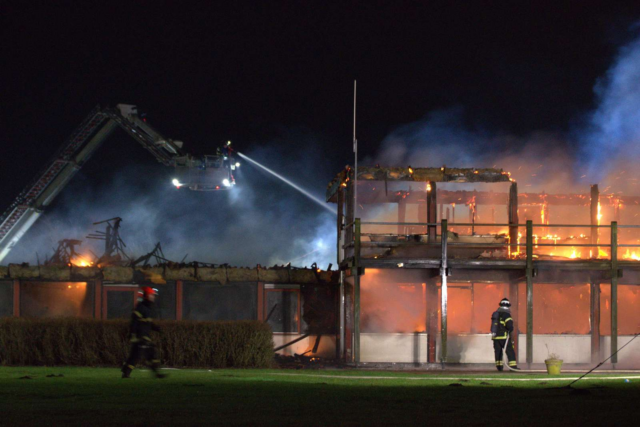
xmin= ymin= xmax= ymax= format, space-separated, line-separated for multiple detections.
xmin=237 ymin=152 xmax=336 ymax=214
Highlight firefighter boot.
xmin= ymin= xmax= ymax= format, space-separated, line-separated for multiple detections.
xmin=150 ymin=361 xmax=167 ymax=379
xmin=121 ymin=365 xmax=133 ymax=379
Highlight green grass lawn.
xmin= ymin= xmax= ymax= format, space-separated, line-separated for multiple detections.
xmin=1 ymin=367 xmax=639 ymax=426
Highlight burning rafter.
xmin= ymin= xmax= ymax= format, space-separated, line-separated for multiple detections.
xmin=329 ymin=185 xmax=640 ymax=207
xmin=326 ymin=166 xmax=512 ymax=202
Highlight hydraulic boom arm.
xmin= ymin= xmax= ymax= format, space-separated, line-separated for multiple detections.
xmin=0 ymin=104 xmax=235 ymax=262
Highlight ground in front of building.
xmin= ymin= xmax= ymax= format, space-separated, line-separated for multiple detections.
xmin=0 ymin=366 xmax=639 ymax=426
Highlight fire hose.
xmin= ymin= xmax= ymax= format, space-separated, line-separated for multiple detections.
xmin=500 ymin=332 xmax=640 ymax=379
xmin=501 ymin=333 xmax=523 ymax=372
xmin=566 ymin=331 xmax=640 ymax=388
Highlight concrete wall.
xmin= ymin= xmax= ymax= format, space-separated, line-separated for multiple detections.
xmin=359 ymin=333 xmax=640 ymax=366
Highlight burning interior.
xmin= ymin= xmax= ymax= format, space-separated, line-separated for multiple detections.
xmin=329 ymin=166 xmax=640 ymax=367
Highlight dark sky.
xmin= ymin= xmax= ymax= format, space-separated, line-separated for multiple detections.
xmin=1 ymin=1 xmax=640 ymax=264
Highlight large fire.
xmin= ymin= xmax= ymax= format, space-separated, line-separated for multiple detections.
xmin=360 ymin=269 xmax=640 ymax=336
xmin=69 ymin=256 xmax=94 ymax=267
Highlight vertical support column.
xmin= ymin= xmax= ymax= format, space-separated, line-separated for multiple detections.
xmin=427 ymin=182 xmax=437 ymax=243
xmin=176 ymin=280 xmax=183 ymax=321
xmin=345 ymin=180 xmax=355 ymax=258
xmin=337 ymin=188 xmax=345 ymax=265
xmin=257 ymin=282 xmax=264 ymax=321
xmin=508 ymin=182 xmax=519 ymax=256
xmin=590 ymin=280 xmax=601 ymax=363
xmin=426 ymin=273 xmax=439 ymax=363
xmin=94 ymin=278 xmax=102 ymax=319
xmin=440 ymin=219 xmax=448 ymax=363
xmin=526 ymin=220 xmax=534 ymax=368
xmin=418 ymin=195 xmax=427 ymax=235
xmin=509 ymin=280 xmax=519 ymax=355
xmin=353 ymin=218 xmax=361 ymax=363
xmin=13 ymin=279 xmax=20 ymax=317
xmin=590 ymin=185 xmax=599 ymax=258
xmin=338 ymin=271 xmax=345 ymax=360
xmin=470 ymin=283 xmax=476 ymax=334
xmin=611 ymin=221 xmax=618 ymax=364
xmin=398 ymin=199 xmax=407 ymax=235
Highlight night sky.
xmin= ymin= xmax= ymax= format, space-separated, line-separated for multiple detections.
xmin=2 ymin=2 xmax=640 ymax=266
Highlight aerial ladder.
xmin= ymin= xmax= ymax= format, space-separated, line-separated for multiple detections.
xmin=0 ymin=104 xmax=237 ymax=262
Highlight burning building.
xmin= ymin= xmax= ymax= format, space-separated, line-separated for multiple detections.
xmin=0 ymin=264 xmax=340 ymax=359
xmin=327 ymin=165 xmax=640 ymax=368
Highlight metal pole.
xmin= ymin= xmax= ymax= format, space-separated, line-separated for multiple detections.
xmin=611 ymin=221 xmax=618 ymax=364
xmin=338 ymin=271 xmax=345 ymax=360
xmin=337 ymin=188 xmax=345 ymax=264
xmin=440 ymin=219 xmax=448 ymax=363
xmin=526 ymin=220 xmax=534 ymax=368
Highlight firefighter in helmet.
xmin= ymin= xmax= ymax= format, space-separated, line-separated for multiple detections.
xmin=491 ymin=298 xmax=520 ymax=371
xmin=121 ymin=286 xmax=166 ymax=378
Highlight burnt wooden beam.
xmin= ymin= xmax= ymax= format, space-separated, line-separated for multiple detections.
xmin=590 ymin=185 xmax=599 ymax=255
xmin=427 ymin=182 xmax=437 ymax=243
xmin=509 ymin=281 xmax=519 ymax=359
xmin=590 ymin=280 xmax=601 ymax=363
xmin=509 ymin=183 xmax=519 ymax=256
xmin=326 ymin=166 xmax=511 ymax=202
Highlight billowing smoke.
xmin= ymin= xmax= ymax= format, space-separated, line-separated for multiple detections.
xmin=5 ymin=129 xmax=337 ymax=269
xmin=582 ymin=37 xmax=640 ymax=182
xmin=372 ymin=34 xmax=640 ymax=196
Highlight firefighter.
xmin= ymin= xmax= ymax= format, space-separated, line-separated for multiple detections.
xmin=121 ymin=287 xmax=166 ymax=379
xmin=491 ymin=298 xmax=520 ymax=371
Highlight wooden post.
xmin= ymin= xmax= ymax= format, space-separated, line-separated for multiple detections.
xmin=337 ymin=188 xmax=345 ymax=264
xmin=176 ymin=280 xmax=183 ymax=320
xmin=427 ymin=182 xmax=437 ymax=243
xmin=418 ymin=196 xmax=427 ymax=235
xmin=94 ymin=278 xmax=102 ymax=319
xmin=509 ymin=281 xmax=519 ymax=356
xmin=426 ymin=276 xmax=439 ymax=363
xmin=398 ymin=198 xmax=407 ymax=235
xmin=440 ymin=219 xmax=448 ymax=363
xmin=470 ymin=283 xmax=476 ymax=333
xmin=526 ymin=220 xmax=534 ymax=368
xmin=12 ymin=279 xmax=20 ymax=317
xmin=345 ymin=180 xmax=355 ymax=258
xmin=590 ymin=185 xmax=599 ymax=257
xmin=508 ymin=182 xmax=519 ymax=256
xmin=590 ymin=280 xmax=601 ymax=363
xmin=353 ymin=218 xmax=361 ymax=363
xmin=611 ymin=221 xmax=618 ymax=364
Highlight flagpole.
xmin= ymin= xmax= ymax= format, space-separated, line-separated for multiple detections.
xmin=353 ymin=80 xmax=357 ymax=215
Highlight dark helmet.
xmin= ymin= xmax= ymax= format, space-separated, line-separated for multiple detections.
xmin=139 ymin=286 xmax=158 ymax=300
xmin=500 ymin=298 xmax=511 ymax=308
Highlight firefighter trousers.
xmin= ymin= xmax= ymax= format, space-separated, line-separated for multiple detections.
xmin=493 ymin=338 xmax=517 ymax=370
xmin=122 ymin=341 xmax=161 ymax=373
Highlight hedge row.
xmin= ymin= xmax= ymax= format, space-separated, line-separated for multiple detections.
xmin=0 ymin=317 xmax=274 ymax=368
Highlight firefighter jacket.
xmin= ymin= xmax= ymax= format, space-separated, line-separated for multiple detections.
xmin=490 ymin=307 xmax=513 ymax=340
xmin=129 ymin=300 xmax=160 ymax=343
